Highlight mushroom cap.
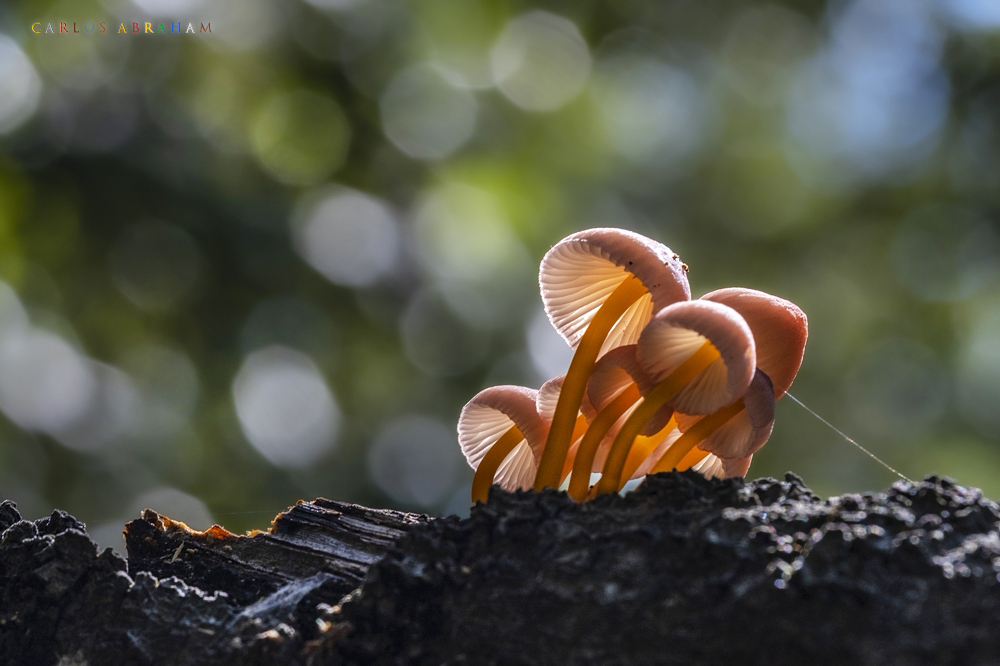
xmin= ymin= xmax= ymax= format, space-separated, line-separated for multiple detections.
xmin=458 ymin=385 xmax=549 ymax=491
xmin=587 ymin=345 xmax=673 ymax=436
xmin=700 ymin=287 xmax=807 ymax=399
xmin=637 ymin=300 xmax=756 ymax=415
xmin=692 ymin=453 xmax=753 ymax=480
xmin=537 ymin=375 xmax=597 ymax=422
xmin=676 ymin=369 xmax=776 ymax=459
xmin=539 ymin=228 xmax=690 ymax=357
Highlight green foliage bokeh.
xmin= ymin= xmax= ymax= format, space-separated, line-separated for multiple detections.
xmin=1 ymin=0 xmax=999 ymax=548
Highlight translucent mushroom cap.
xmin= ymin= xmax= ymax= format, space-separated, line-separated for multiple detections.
xmin=701 ymin=288 xmax=807 ymax=399
xmin=458 ymin=385 xmax=549 ymax=491
xmin=539 ymin=228 xmax=691 ymax=356
xmin=676 ymin=368 xmax=776 ymax=459
xmin=692 ymin=454 xmax=753 ymax=480
xmin=587 ymin=345 xmax=672 ymax=435
xmin=637 ymin=300 xmax=756 ymax=415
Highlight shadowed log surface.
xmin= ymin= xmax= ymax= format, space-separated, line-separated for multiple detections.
xmin=3 ymin=472 xmax=1000 ymax=665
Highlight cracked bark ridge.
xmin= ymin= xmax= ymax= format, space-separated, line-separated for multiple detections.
xmin=325 ymin=472 xmax=1000 ymax=666
xmin=0 ymin=497 xmax=423 ymax=665
xmin=3 ymin=472 xmax=1000 ymax=665
xmin=124 ymin=498 xmax=427 ymax=607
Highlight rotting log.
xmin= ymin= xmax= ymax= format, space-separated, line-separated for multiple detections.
xmin=3 ymin=472 xmax=1000 ymax=665
xmin=124 ymin=498 xmax=428 ymax=607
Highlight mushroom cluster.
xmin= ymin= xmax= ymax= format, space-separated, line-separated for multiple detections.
xmin=458 ymin=228 xmax=808 ymax=504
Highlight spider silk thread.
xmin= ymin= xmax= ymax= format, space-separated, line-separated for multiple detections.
xmin=785 ymin=392 xmax=914 ymax=483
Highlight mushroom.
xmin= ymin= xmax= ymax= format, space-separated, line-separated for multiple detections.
xmin=593 ymin=300 xmax=757 ymax=495
xmin=458 ymin=386 xmax=549 ymax=504
xmin=649 ymin=288 xmax=808 ymax=476
xmin=533 ymin=228 xmax=690 ymax=489
xmin=566 ymin=345 xmax=673 ymax=501
xmin=454 ymin=230 xmax=810 ymax=504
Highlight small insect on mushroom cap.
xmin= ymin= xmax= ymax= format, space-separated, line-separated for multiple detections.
xmin=534 ymin=228 xmax=693 ymax=491
xmin=539 ymin=228 xmax=691 ymax=356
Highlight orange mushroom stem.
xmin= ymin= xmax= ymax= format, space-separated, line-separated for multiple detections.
xmin=649 ymin=400 xmax=746 ymax=475
xmin=593 ymin=341 xmax=720 ymax=496
xmin=568 ymin=384 xmax=641 ymax=501
xmin=471 ymin=425 xmax=526 ymax=504
xmin=534 ymin=275 xmax=647 ymax=489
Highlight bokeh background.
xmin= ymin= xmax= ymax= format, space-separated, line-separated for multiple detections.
xmin=1 ymin=0 xmax=999 ymax=550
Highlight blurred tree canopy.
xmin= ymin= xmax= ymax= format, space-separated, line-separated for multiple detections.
xmin=1 ymin=0 xmax=1000 ymax=549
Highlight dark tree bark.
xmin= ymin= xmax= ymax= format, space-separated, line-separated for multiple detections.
xmin=3 ymin=472 xmax=1000 ymax=666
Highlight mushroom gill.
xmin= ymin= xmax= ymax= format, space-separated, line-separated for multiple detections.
xmin=458 ymin=386 xmax=549 ymax=504
xmin=533 ymin=228 xmax=690 ymax=490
